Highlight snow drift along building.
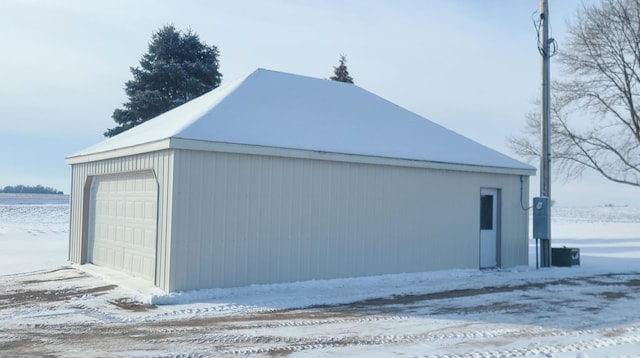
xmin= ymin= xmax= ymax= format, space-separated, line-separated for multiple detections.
xmin=66 ymin=69 xmax=535 ymax=293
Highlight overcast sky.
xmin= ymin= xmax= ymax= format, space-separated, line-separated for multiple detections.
xmin=1 ymin=0 xmax=638 ymax=206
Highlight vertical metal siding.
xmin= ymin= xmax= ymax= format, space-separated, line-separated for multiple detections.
xmin=169 ymin=150 xmax=530 ymax=291
xmin=68 ymin=150 xmax=174 ymax=291
xmin=70 ymin=148 xmax=529 ymax=293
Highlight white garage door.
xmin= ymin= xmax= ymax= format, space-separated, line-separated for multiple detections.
xmin=88 ymin=171 xmax=158 ymax=281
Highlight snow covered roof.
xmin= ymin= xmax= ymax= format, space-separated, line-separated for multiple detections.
xmin=67 ymin=68 xmax=535 ymax=174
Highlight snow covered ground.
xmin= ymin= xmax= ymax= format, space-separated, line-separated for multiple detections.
xmin=0 ymin=194 xmax=69 ymax=275
xmin=1 ymin=194 xmax=639 ymax=356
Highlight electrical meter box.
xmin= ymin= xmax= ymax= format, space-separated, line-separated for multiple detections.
xmin=533 ymin=196 xmax=550 ymax=239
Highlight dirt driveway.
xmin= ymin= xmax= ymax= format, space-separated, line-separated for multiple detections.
xmin=1 ymin=267 xmax=640 ymax=357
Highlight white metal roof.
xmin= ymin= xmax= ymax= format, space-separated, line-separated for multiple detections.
xmin=67 ymin=68 xmax=535 ymax=174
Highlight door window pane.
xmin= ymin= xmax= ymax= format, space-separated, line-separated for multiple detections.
xmin=480 ymin=195 xmax=493 ymax=230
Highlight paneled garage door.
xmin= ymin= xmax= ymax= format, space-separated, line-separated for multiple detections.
xmin=88 ymin=171 xmax=158 ymax=281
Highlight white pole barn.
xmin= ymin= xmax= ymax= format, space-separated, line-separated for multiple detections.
xmin=66 ymin=69 xmax=535 ymax=292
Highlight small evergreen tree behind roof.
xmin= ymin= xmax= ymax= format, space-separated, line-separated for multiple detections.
xmin=330 ymin=54 xmax=354 ymax=84
xmin=105 ymin=25 xmax=222 ymax=137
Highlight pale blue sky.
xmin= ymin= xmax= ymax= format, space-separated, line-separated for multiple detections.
xmin=1 ymin=0 xmax=637 ymax=206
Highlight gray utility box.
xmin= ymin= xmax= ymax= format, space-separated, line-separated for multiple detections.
xmin=552 ymin=247 xmax=580 ymax=267
xmin=533 ymin=196 xmax=550 ymax=239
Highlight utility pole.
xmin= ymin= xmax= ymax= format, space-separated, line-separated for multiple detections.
xmin=539 ymin=0 xmax=552 ymax=267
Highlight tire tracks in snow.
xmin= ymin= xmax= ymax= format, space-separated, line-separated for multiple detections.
xmin=427 ymin=325 xmax=640 ymax=358
xmin=215 ymin=324 xmax=640 ymax=356
xmin=133 ymin=309 xmax=640 ymax=357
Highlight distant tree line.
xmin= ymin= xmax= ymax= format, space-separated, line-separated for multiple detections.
xmin=0 ymin=185 xmax=63 ymax=195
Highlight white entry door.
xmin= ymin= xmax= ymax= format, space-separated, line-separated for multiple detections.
xmin=480 ymin=188 xmax=498 ymax=268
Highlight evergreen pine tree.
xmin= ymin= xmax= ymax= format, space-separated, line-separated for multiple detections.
xmin=105 ymin=25 xmax=222 ymax=137
xmin=330 ymin=54 xmax=354 ymax=84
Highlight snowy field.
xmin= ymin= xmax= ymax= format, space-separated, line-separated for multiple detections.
xmin=1 ymin=194 xmax=639 ymax=356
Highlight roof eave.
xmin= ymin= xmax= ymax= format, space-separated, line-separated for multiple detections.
xmin=65 ymin=139 xmax=172 ymax=165
xmin=168 ymin=138 xmax=537 ymax=176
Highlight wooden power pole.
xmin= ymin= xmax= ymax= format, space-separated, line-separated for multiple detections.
xmin=539 ymin=0 xmax=552 ymax=267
